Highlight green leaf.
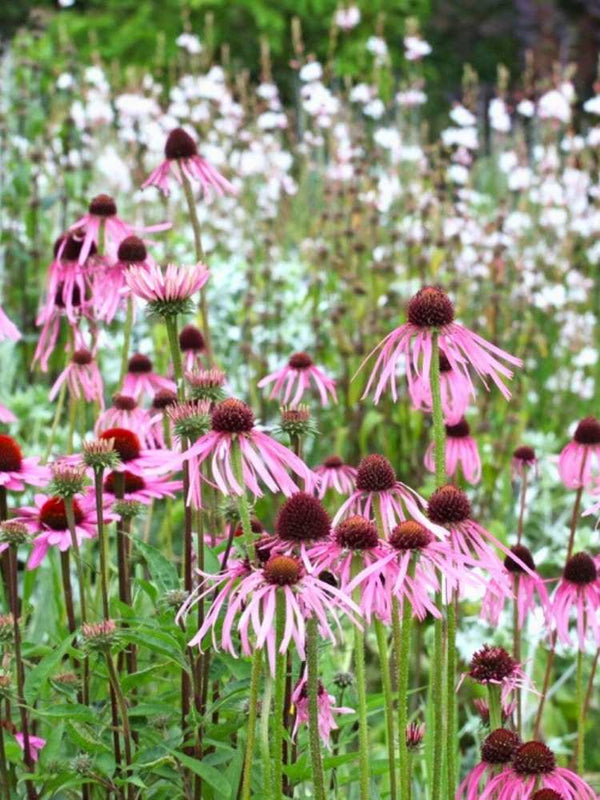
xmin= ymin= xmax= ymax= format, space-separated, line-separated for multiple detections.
xmin=66 ymin=720 xmax=111 ymax=754
xmin=24 ymin=633 xmax=73 ymax=704
xmin=171 ymin=750 xmax=231 ymax=795
xmin=132 ymin=537 xmax=179 ymax=591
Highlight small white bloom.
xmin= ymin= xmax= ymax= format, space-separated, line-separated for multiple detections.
xmin=299 ymin=62 xmax=323 ymax=82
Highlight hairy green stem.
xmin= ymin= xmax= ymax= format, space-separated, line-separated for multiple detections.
xmin=513 ymin=575 xmax=522 ymax=736
xmin=375 ymin=618 xmax=398 ymax=800
xmin=576 ymin=649 xmax=585 ymax=775
xmin=93 ymin=469 xmax=110 ymax=619
xmin=164 ymin=315 xmax=184 ymax=399
xmin=241 ymin=649 xmax=262 ymax=800
xmin=105 ymin=650 xmax=134 ymax=800
xmin=260 ymin=665 xmax=274 ymax=799
xmin=65 ymin=496 xmax=90 ymax=706
xmin=446 ymin=591 xmax=457 ymax=798
xmin=231 ymin=441 xmax=256 ymax=562
xmin=273 ymin=592 xmax=286 ymax=800
xmin=351 ymin=559 xmax=370 ymax=800
xmin=396 ymin=577 xmax=414 ymax=800
xmin=487 ymin=684 xmax=502 ymax=732
xmin=119 ymin=296 xmax=134 ymax=385
xmin=306 ymin=616 xmax=326 ymax=800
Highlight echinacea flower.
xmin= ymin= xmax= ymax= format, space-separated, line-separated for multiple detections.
xmin=511 ymin=445 xmax=538 ymax=479
xmin=552 ymin=552 xmax=600 ymax=651
xmin=15 ymin=732 xmax=46 ymax=762
xmin=33 ymin=281 xmax=94 ymax=373
xmin=179 ymin=324 xmax=206 ymax=372
xmin=258 ymin=352 xmax=337 ymax=406
xmin=186 ymin=368 xmax=227 ymax=402
xmin=314 ymin=456 xmax=356 ymax=498
xmin=424 ymin=418 xmax=481 ymax=484
xmin=179 ymin=398 xmax=315 ymax=506
xmin=359 ymin=286 xmax=522 ymax=404
xmin=94 ymin=235 xmax=153 ymax=322
xmin=291 ymin=676 xmax=353 ymax=749
xmin=102 ymin=470 xmax=182 ymax=505
xmin=0 ymin=434 xmax=49 ymax=492
xmin=97 ymin=427 xmax=178 ymax=478
xmin=457 ymin=728 xmax=521 ymax=800
xmin=481 ymin=544 xmax=550 ymax=628
xmin=49 ymin=348 xmax=104 ymax=407
xmin=17 ymin=493 xmax=113 ymax=570
xmin=0 ymin=306 xmax=21 ymax=342
xmin=558 ymin=417 xmax=600 ymax=489
xmin=480 ymin=740 xmax=597 ymax=799
xmin=182 ymin=553 xmax=361 ymax=673
xmin=121 ymin=354 xmax=176 ymax=400
xmin=95 ymin=394 xmax=155 ymax=447
xmin=409 ymin=350 xmax=472 ymax=424
xmin=472 ymin=698 xmax=516 ymax=727
xmin=49 ymin=234 xmax=95 ymax=324
xmin=142 ymin=127 xmax=236 ymax=197
xmin=69 ymin=193 xmax=169 ymax=264
xmin=465 ymin=644 xmax=535 ymax=704
xmin=334 ymin=453 xmax=440 ymax=536
xmin=124 ymin=262 xmax=210 ymax=317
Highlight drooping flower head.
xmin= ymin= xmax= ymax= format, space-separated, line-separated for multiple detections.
xmin=0 ymin=434 xmax=49 ymax=492
xmin=457 ymin=728 xmax=521 ymax=800
xmin=480 ymin=741 xmax=597 ymax=799
xmin=558 ymin=417 xmax=600 ymax=489
xmin=45 ymin=233 xmax=95 ymax=324
xmin=314 ymin=456 xmax=356 ymax=499
xmin=258 ymin=352 xmax=337 ymax=406
xmin=95 ymin=394 xmax=155 ymax=447
xmin=466 ymin=644 xmax=534 ymax=703
xmin=94 ymin=235 xmax=153 ymax=322
xmin=142 ymin=127 xmax=237 ymax=197
xmin=291 ymin=676 xmax=354 ymax=749
xmin=424 ymin=418 xmax=481 ymax=484
xmin=481 ymin=544 xmax=550 ymax=628
xmin=359 ymin=286 xmax=522 ymax=404
xmin=121 ymin=354 xmax=176 ymax=401
xmin=552 ymin=552 xmax=600 ymax=651
xmin=179 ymin=324 xmax=206 ymax=372
xmin=409 ymin=349 xmax=471 ymax=424
xmin=33 ymin=279 xmax=94 ymax=373
xmin=125 ymin=262 xmax=209 ymax=318
xmin=178 ymin=398 xmax=315 ymax=507
xmin=511 ymin=445 xmax=538 ymax=479
xmin=49 ymin=348 xmax=104 ymax=407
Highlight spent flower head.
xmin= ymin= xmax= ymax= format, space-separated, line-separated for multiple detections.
xmin=185 ymin=368 xmax=227 ymax=402
xmin=82 ymin=438 xmax=121 ymax=472
xmin=49 ymin=461 xmax=87 ymax=498
xmin=0 ymin=521 xmax=30 ymax=547
xmin=167 ymin=401 xmax=211 ymax=441
xmin=81 ymin=620 xmax=117 ymax=651
xmin=275 ymin=404 xmax=318 ymax=440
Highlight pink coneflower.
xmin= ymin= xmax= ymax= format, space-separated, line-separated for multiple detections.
xmin=49 ymin=348 xmax=104 ymax=407
xmin=49 ymin=234 xmax=95 ymax=324
xmin=69 ymin=193 xmax=169 ymax=264
xmin=93 ymin=235 xmax=153 ymax=323
xmin=359 ymin=286 xmax=522 ymax=403
xmin=511 ymin=445 xmax=538 ymax=479
xmin=480 ymin=740 xmax=597 ymax=799
xmin=334 ymin=453 xmax=441 ymax=536
xmin=124 ymin=262 xmax=210 ymax=314
xmin=102 ymin=469 xmax=182 ymax=505
xmin=95 ymin=394 xmax=155 ymax=447
xmin=409 ymin=350 xmax=471 ymax=424
xmin=97 ymin=427 xmax=178 ymax=478
xmin=258 ymin=352 xmax=337 ymax=406
xmin=183 ymin=553 xmax=360 ymax=673
xmin=186 ymin=368 xmax=227 ymax=402
xmin=15 ymin=732 xmax=46 ymax=762
xmin=0 ymin=435 xmax=49 ymax=492
xmin=179 ymin=324 xmax=206 ymax=372
xmin=481 ymin=544 xmax=550 ymax=628
xmin=552 ymin=552 xmax=600 ymax=651
xmin=457 ymin=728 xmax=521 ymax=800
xmin=0 ymin=306 xmax=20 ymax=342
xmin=142 ymin=127 xmax=236 ymax=197
xmin=121 ymin=354 xmax=176 ymax=401
xmin=179 ymin=398 xmax=315 ymax=505
xmin=17 ymin=493 xmax=110 ymax=570
xmin=424 ymin=418 xmax=481 ymax=484
xmin=0 ymin=405 xmax=16 ymax=424
xmin=465 ymin=644 xmax=535 ymax=704
xmin=33 ymin=282 xmax=94 ymax=372
xmin=314 ymin=456 xmax=357 ymax=498
xmin=558 ymin=417 xmax=600 ymax=489
xmin=291 ymin=676 xmax=353 ymax=749
xmin=148 ymin=390 xmax=180 ymax=448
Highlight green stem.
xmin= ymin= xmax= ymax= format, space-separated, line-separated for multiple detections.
xmin=576 ymin=649 xmax=585 ymax=775
xmin=396 ymin=579 xmax=413 ymax=800
xmin=67 ymin=394 xmax=78 ymax=453
xmin=0 ymin=721 xmax=12 ymax=800
xmin=260 ymin=666 xmax=274 ymax=799
xmin=375 ymin=618 xmax=398 ymax=800
xmin=43 ymin=378 xmax=67 ymax=463
xmin=513 ymin=576 xmax=522 ymax=737
xmin=430 ymin=331 xmax=446 ymax=487
xmin=119 ymin=297 xmax=134 ymax=385
xmin=241 ymin=650 xmax=262 ymax=800
xmin=164 ymin=315 xmax=184 ymax=400
xmin=431 ymin=593 xmax=444 ymax=800
xmin=65 ymin=496 xmax=90 ymax=706
xmin=446 ymin=592 xmax=457 ymax=798
xmin=105 ymin=650 xmax=134 ymax=800
xmin=273 ymin=591 xmax=286 ymax=800
xmin=306 ymin=616 xmax=326 ymax=800
xmin=93 ymin=469 xmax=110 ymax=619
xmin=351 ymin=559 xmax=370 ymax=800
xmin=231 ymin=440 xmax=256 ymax=562
xmin=487 ymin=684 xmax=502 ymax=732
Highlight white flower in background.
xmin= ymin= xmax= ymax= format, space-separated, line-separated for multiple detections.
xmin=84 ymin=66 xmax=108 ymax=88
xmin=404 ymin=35 xmax=432 ymax=61
xmin=538 ymin=89 xmax=571 ymax=123
xmin=584 ymin=95 xmax=600 ymax=115
xmin=258 ymin=111 xmax=287 ymax=130
xmin=489 ymin=98 xmax=511 ymax=132
xmin=396 ymin=88 xmax=427 ymax=106
xmin=299 ymin=62 xmax=323 ymax=83
xmin=335 ymin=5 xmax=361 ymax=30
xmin=176 ymin=33 xmax=202 ymax=54
xmin=115 ymin=93 xmax=161 ymax=121
xmin=498 ymin=151 xmax=518 ymax=173
xmin=363 ymin=98 xmax=385 ymax=119
xmin=561 ymin=133 xmax=585 ymax=152
xmin=366 ymin=36 xmax=388 ymax=65
xmin=447 ymin=163 xmax=469 ymax=184
xmin=449 ymin=104 xmax=476 ymax=127
xmin=58 ymin=0 xmax=75 ymax=7
xmin=374 ymin=127 xmax=401 ymax=160
xmin=56 ymin=73 xmax=74 ymax=90
xmin=257 ymin=83 xmax=279 ymax=102
xmin=507 ymin=166 xmax=532 ymax=191
xmin=349 ymin=83 xmax=372 ymax=104
xmin=301 ymin=83 xmax=339 ymax=126
xmin=516 ymin=98 xmax=535 ymax=117
xmin=588 ymin=127 xmax=600 ymax=146
xmin=441 ymin=126 xmax=478 ymax=150
xmin=97 ymin=146 xmax=132 ymax=193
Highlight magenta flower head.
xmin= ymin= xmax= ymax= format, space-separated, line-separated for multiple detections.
xmin=183 ymin=553 xmax=360 ymax=674
xmin=511 ymin=445 xmax=538 ymax=479
xmin=258 ymin=352 xmax=337 ymax=406
xmin=94 ymin=235 xmax=153 ymax=322
xmin=457 ymin=728 xmax=521 ymax=800
xmin=409 ymin=349 xmax=471 ymax=424
xmin=179 ymin=324 xmax=206 ymax=372
xmin=179 ymin=398 xmax=315 ymax=506
xmin=314 ymin=456 xmax=356 ymax=499
xmin=480 ymin=740 xmax=597 ymax=799
xmin=15 ymin=732 xmax=46 ymax=762
xmin=142 ymin=126 xmax=237 ymax=198
xmin=98 ymin=428 xmax=177 ymax=478
xmin=291 ymin=676 xmax=354 ymax=749
xmin=558 ymin=417 xmax=600 ymax=489
xmin=0 ymin=435 xmax=49 ymax=493
xmin=125 ymin=262 xmax=210 ymax=318
xmin=424 ymin=418 xmax=481 ymax=484
xmin=333 ymin=453 xmax=435 ymax=535
xmin=95 ymin=394 xmax=155 ymax=447
xmin=482 ymin=544 xmax=550 ymax=628
xmin=186 ymin=368 xmax=227 ymax=403
xmin=103 ymin=470 xmax=181 ymax=506
xmin=466 ymin=644 xmax=534 ymax=704
xmin=122 ymin=354 xmax=176 ymax=401
xmin=33 ymin=280 xmax=94 ymax=373
xmin=49 ymin=348 xmax=104 ymax=407
xmin=552 ymin=552 xmax=600 ymax=651
xmin=359 ymin=286 xmax=522 ymax=404
xmin=69 ymin=193 xmax=169 ymax=264
xmin=44 ymin=233 xmax=94 ymax=325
